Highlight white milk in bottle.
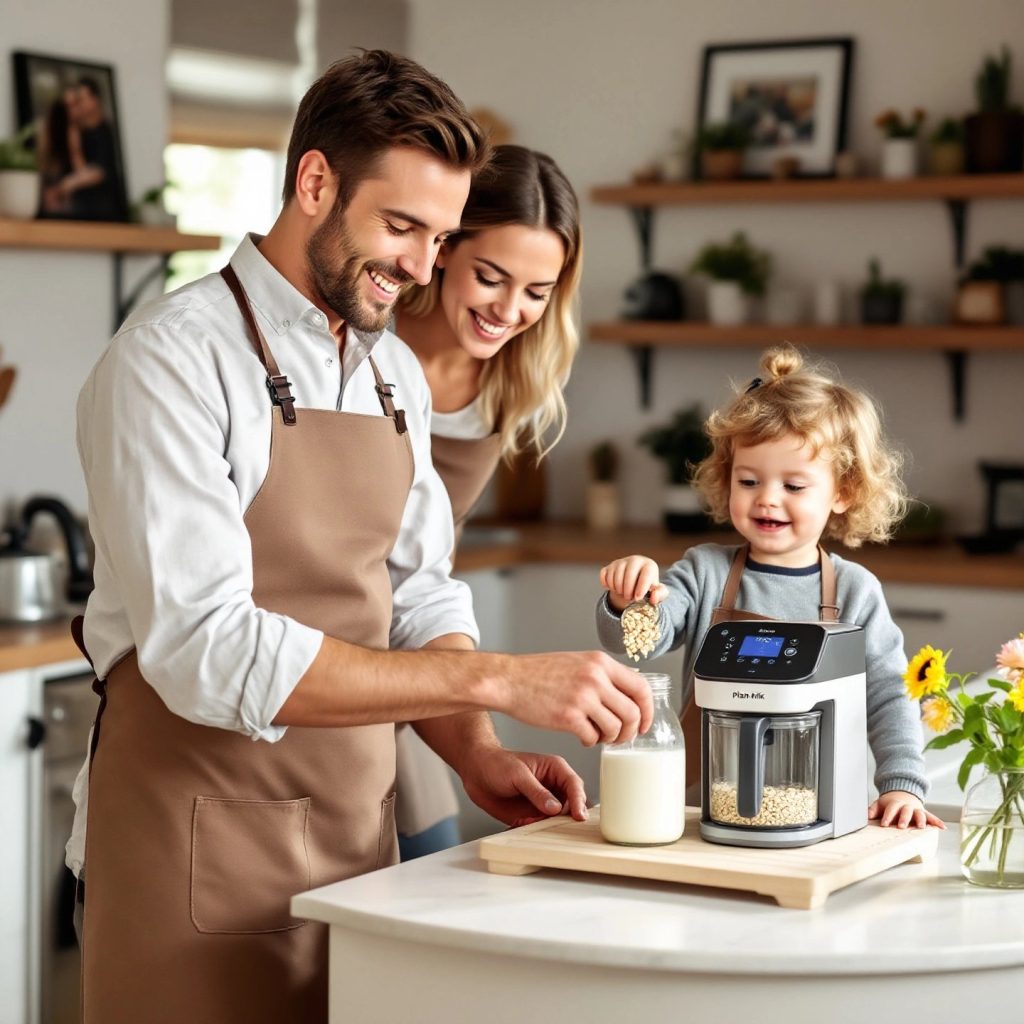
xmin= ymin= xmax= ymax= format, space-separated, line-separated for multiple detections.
xmin=599 ymin=672 xmax=685 ymax=846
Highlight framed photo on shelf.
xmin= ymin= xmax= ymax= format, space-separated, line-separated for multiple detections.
xmin=696 ymin=37 xmax=854 ymax=178
xmin=12 ymin=50 xmax=129 ymax=222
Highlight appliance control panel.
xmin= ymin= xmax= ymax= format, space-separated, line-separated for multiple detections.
xmin=693 ymin=621 xmax=827 ymax=683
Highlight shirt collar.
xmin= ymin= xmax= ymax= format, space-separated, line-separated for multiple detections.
xmin=227 ymin=233 xmax=386 ymax=353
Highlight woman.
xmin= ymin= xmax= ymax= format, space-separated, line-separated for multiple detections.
xmin=393 ymin=144 xmax=583 ymax=858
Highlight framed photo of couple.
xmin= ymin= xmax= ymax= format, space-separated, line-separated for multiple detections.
xmin=696 ymin=37 xmax=854 ymax=178
xmin=12 ymin=50 xmax=129 ymax=222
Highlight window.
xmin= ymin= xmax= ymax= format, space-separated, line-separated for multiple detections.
xmin=164 ymin=143 xmax=284 ymax=291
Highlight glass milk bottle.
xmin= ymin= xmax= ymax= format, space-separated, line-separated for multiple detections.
xmin=599 ymin=673 xmax=685 ymax=845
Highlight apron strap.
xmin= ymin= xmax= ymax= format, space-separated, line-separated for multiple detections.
xmin=818 ymin=546 xmax=840 ymax=621
xmin=220 ymin=265 xmax=297 ymax=426
xmin=718 ymin=544 xmax=748 ymax=615
xmin=367 ymin=356 xmax=408 ymax=435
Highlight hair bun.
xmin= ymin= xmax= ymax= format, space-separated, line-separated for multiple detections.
xmin=759 ymin=343 xmax=803 ymax=381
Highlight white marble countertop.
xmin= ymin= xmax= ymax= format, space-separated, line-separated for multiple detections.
xmin=293 ymin=819 xmax=1024 ymax=977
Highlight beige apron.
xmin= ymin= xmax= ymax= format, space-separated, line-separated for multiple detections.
xmin=680 ymin=544 xmax=839 ymax=794
xmin=394 ymin=430 xmax=502 ymax=837
xmin=75 ymin=264 xmax=413 ymax=1024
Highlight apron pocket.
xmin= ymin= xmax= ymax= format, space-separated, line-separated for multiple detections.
xmin=376 ymin=792 xmax=398 ymax=869
xmin=190 ymin=795 xmax=311 ymax=934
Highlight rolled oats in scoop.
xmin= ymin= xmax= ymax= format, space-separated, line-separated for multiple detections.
xmin=621 ymin=600 xmax=660 ymax=662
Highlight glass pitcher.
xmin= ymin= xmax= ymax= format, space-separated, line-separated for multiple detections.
xmin=706 ymin=709 xmax=821 ymax=828
xmin=600 ymin=673 xmax=685 ymax=846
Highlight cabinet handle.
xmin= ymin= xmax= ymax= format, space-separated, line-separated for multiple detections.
xmin=890 ymin=608 xmax=946 ymax=622
xmin=26 ymin=716 xmax=47 ymax=750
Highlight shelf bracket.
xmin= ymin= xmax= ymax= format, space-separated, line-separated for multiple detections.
xmin=629 ymin=206 xmax=654 ymax=271
xmin=945 ymin=199 xmax=968 ymax=270
xmin=946 ymin=349 xmax=967 ymax=420
xmin=632 ymin=345 xmax=654 ymax=408
xmin=112 ymin=252 xmax=170 ymax=333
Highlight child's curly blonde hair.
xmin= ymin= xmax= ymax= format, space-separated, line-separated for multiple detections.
xmin=691 ymin=344 xmax=908 ymax=548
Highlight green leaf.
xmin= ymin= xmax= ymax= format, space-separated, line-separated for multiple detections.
xmin=987 ymin=677 xmax=1013 ymax=693
xmin=999 ymin=704 xmax=1022 ymax=733
xmin=974 ymin=691 xmax=995 ymax=704
xmin=958 ymin=747 xmax=986 ymax=790
xmin=956 ymin=691 xmax=973 ymax=709
xmin=925 ymin=729 xmax=965 ymax=750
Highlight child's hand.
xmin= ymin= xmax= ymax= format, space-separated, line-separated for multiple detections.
xmin=599 ymin=556 xmax=668 ymax=613
xmin=868 ymin=790 xmax=947 ymax=830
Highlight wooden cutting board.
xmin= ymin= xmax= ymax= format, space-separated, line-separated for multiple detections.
xmin=478 ymin=807 xmax=939 ymax=909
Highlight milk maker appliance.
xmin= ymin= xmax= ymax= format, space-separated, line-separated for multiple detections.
xmin=692 ymin=620 xmax=867 ymax=848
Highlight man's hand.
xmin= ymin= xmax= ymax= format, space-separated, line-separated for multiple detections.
xmin=459 ymin=745 xmax=587 ymax=828
xmin=494 ymin=651 xmax=654 ymax=748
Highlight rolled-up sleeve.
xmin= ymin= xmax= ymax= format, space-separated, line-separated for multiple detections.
xmin=386 ymin=357 xmax=479 ymax=650
xmin=78 ymin=320 xmax=323 ymax=740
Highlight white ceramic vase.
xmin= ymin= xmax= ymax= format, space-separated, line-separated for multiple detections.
xmin=881 ymin=138 xmax=918 ymax=180
xmin=707 ymin=280 xmax=748 ymax=325
xmin=0 ymin=170 xmax=39 ymax=218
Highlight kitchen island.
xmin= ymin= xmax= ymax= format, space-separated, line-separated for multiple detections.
xmin=293 ymin=815 xmax=1023 ymax=1024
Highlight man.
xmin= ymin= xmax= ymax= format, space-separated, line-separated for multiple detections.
xmin=71 ymin=50 xmax=651 ymax=1023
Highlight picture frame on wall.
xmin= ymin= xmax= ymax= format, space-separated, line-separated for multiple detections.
xmin=12 ymin=50 xmax=129 ymax=222
xmin=696 ymin=37 xmax=854 ymax=178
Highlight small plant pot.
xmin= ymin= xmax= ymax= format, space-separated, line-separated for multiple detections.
xmin=860 ymin=292 xmax=903 ymax=325
xmin=954 ymin=281 xmax=1005 ymax=324
xmin=964 ymin=111 xmax=1024 ymax=173
xmin=0 ymin=170 xmax=39 ymax=219
xmin=880 ymin=138 xmax=918 ymax=180
xmin=1005 ymin=281 xmax=1024 ymax=326
xmin=663 ymin=484 xmax=707 ymax=534
xmin=706 ymin=280 xmax=749 ymax=325
xmin=585 ymin=481 xmax=622 ymax=532
xmin=929 ymin=141 xmax=965 ymax=176
xmin=700 ymin=149 xmax=743 ymax=181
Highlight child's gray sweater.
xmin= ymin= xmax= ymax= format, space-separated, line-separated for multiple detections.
xmin=596 ymin=543 xmax=928 ymax=798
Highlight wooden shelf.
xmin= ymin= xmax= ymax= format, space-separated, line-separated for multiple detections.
xmin=591 ymin=174 xmax=1024 ymax=207
xmin=0 ymin=217 xmax=220 ymax=253
xmin=589 ymin=322 xmax=1024 ymax=351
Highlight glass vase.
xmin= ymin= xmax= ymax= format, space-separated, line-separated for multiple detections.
xmin=960 ymin=766 xmax=1024 ymax=888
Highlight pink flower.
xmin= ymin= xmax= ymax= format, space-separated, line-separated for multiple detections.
xmin=997 ymin=636 xmax=1024 ymax=683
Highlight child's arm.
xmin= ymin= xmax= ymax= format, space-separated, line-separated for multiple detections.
xmin=595 ymin=550 xmax=700 ymax=661
xmin=852 ymin=566 xmax=944 ymax=829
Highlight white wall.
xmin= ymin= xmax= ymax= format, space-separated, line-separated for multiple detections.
xmin=0 ymin=0 xmax=169 ymax=522
xmin=410 ymin=0 xmax=1024 ymax=534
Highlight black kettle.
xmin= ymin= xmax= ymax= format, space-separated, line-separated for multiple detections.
xmin=0 ymin=496 xmax=94 ymax=623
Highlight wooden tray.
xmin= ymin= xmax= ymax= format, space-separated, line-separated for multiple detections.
xmin=478 ymin=807 xmax=939 ymax=909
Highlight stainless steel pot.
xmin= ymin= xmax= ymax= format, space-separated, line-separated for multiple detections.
xmin=0 ymin=496 xmax=93 ymax=623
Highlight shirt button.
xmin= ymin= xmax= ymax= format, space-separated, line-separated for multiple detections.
xmin=281 ymin=319 xmax=291 ymax=328
xmin=312 ymin=312 xmax=325 ymax=326
xmin=325 ymin=357 xmax=333 ymax=368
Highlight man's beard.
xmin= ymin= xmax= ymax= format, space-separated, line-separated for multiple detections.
xmin=306 ymin=202 xmax=411 ymax=333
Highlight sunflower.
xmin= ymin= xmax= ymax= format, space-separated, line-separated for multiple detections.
xmin=903 ymin=645 xmax=950 ymax=701
xmin=1009 ymin=682 xmax=1024 ymax=715
xmin=921 ymin=696 xmax=955 ymax=733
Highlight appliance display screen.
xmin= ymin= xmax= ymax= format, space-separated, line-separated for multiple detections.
xmin=737 ymin=634 xmax=785 ymax=658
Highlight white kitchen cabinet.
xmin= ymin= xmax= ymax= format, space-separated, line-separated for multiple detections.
xmin=0 ymin=669 xmax=43 ymax=1024
xmin=885 ymin=582 xmax=1022 ymax=673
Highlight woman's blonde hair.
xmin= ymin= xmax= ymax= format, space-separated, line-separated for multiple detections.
xmin=401 ymin=145 xmax=582 ymax=461
xmin=691 ymin=344 xmax=909 ymax=547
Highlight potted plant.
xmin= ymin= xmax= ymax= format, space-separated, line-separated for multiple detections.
xmin=959 ymin=245 xmax=1024 ymax=325
xmin=585 ymin=440 xmax=622 ymax=532
xmin=637 ymin=405 xmax=713 ymax=533
xmin=874 ymin=108 xmax=926 ymax=179
xmin=859 ymin=258 xmax=905 ymax=324
xmin=0 ymin=124 xmax=39 ymax=219
xmin=690 ymin=231 xmax=770 ymax=325
xmin=928 ymin=118 xmax=965 ymax=176
xmin=131 ymin=182 xmax=177 ymax=227
xmin=695 ymin=121 xmax=749 ymax=181
xmin=964 ymin=47 xmax=1024 ymax=173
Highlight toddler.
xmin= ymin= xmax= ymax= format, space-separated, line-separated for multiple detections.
xmin=597 ymin=345 xmax=944 ymax=830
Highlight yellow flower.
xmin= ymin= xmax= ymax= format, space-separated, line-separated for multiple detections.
xmin=921 ymin=697 xmax=954 ymax=733
xmin=1009 ymin=683 xmax=1024 ymax=714
xmin=903 ymin=645 xmax=950 ymax=700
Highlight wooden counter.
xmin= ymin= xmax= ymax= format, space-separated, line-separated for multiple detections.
xmin=454 ymin=521 xmax=1024 ymax=589
xmin=2 ymin=526 xmax=1019 ymax=674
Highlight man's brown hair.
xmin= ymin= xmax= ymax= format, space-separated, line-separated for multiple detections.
xmin=283 ymin=49 xmax=489 ymax=207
